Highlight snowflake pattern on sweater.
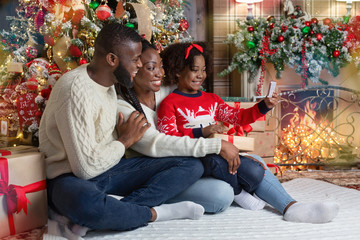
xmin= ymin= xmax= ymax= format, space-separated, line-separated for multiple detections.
xmin=157 ymin=90 xmax=265 ymax=138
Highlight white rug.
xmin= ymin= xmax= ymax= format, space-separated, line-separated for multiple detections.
xmin=84 ymin=178 xmax=360 ymax=240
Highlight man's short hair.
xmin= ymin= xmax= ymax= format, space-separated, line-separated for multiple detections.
xmin=95 ymin=23 xmax=142 ymax=55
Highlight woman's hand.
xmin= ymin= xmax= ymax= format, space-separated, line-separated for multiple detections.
xmin=117 ymin=111 xmax=151 ymax=149
xmin=264 ymin=92 xmax=280 ymax=109
xmin=219 ymin=140 xmax=240 ymax=175
xmin=202 ymin=124 xmax=225 ymax=138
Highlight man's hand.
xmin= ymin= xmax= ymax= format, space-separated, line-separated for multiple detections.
xmin=116 ymin=111 xmax=150 ymax=149
xmin=219 ymin=140 xmax=240 ymax=175
xmin=202 ymin=124 xmax=225 ymax=138
xmin=264 ymin=92 xmax=280 ymax=109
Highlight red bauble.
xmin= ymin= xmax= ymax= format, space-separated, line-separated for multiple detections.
xmin=78 ymin=58 xmax=88 ymax=65
xmin=69 ymin=45 xmax=82 ymax=58
xmin=323 ymin=18 xmax=332 ymax=26
xmin=304 ymin=21 xmax=311 ymax=27
xmin=35 ymin=110 xmax=43 ymax=118
xmin=40 ymin=88 xmax=52 ymax=100
xmin=310 ymin=30 xmax=314 ymax=35
xmin=72 ymin=9 xmax=85 ymax=25
xmin=178 ymin=19 xmax=189 ymax=31
xmin=311 ymin=18 xmax=319 ymax=24
xmin=96 ymin=4 xmax=111 ymax=21
xmin=316 ymin=33 xmax=323 ymax=40
xmin=248 ymin=26 xmax=254 ymax=32
xmin=269 ymin=23 xmax=275 ymax=29
xmin=333 ymin=50 xmax=340 ymax=58
xmin=281 ymin=25 xmax=288 ymax=32
xmin=44 ymin=35 xmax=55 ymax=46
xmin=277 ymin=35 xmax=285 ymax=42
xmin=26 ymin=78 xmax=38 ymax=90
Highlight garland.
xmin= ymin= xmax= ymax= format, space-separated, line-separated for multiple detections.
xmin=219 ymin=16 xmax=360 ymax=91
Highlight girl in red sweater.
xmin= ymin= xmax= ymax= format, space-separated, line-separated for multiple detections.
xmin=158 ymin=42 xmax=279 ymax=210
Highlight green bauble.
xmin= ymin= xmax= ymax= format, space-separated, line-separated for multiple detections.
xmin=246 ymin=41 xmax=255 ymax=49
xmin=125 ymin=22 xmax=135 ymax=29
xmin=343 ymin=15 xmax=350 ymax=24
xmin=302 ymin=26 xmax=311 ymax=35
xmin=89 ymin=1 xmax=100 ymax=9
xmin=150 ymin=0 xmax=156 ymax=2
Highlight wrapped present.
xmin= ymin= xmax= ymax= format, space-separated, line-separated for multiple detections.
xmin=224 ymin=102 xmax=266 ymax=132
xmin=0 ymin=152 xmax=47 ymax=238
xmin=247 ymin=131 xmax=276 ymax=157
xmin=0 ymin=145 xmax=39 ymax=156
xmin=210 ymin=133 xmax=255 ymax=152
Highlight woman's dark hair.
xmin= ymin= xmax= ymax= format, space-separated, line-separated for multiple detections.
xmin=160 ymin=41 xmax=213 ymax=86
xmin=116 ymin=38 xmax=157 ymax=116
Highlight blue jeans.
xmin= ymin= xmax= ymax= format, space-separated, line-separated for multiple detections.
xmin=247 ymin=154 xmax=296 ymax=214
xmin=200 ymin=154 xmax=265 ymax=195
xmin=47 ymin=156 xmax=204 ymax=231
xmin=166 ymin=177 xmax=234 ymax=213
xmin=168 ymin=154 xmax=296 ymax=215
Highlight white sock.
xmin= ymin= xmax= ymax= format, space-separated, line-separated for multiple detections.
xmin=283 ymin=201 xmax=339 ymax=223
xmin=153 ymin=201 xmax=205 ymax=221
xmin=234 ymin=190 xmax=266 ymax=210
xmin=70 ymin=223 xmax=90 ymax=237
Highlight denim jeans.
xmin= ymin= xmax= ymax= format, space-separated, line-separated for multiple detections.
xmin=247 ymin=154 xmax=296 ymax=214
xmin=47 ymin=156 xmax=204 ymax=231
xmin=200 ymin=154 xmax=265 ymax=195
xmin=166 ymin=177 xmax=234 ymax=213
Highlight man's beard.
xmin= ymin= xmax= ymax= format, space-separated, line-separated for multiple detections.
xmin=113 ymin=63 xmax=134 ymax=88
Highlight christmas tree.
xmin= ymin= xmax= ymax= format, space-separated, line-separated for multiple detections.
xmin=0 ymin=0 xmax=191 ymax=147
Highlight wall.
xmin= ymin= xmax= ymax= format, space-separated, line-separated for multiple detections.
xmin=210 ymin=0 xmax=360 ymax=97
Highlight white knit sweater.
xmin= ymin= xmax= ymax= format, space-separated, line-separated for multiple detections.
xmin=117 ymin=86 xmax=221 ymax=158
xmin=39 ymin=65 xmax=125 ymax=180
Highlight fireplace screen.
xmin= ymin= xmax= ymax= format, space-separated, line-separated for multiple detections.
xmin=268 ymin=86 xmax=360 ymax=170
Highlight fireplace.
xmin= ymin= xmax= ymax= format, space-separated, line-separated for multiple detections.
xmin=266 ymin=86 xmax=360 ymax=171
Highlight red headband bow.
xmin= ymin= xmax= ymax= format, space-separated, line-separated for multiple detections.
xmin=185 ymin=44 xmax=203 ymax=59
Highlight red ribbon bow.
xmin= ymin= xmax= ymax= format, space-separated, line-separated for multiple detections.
xmin=185 ymin=44 xmax=203 ymax=59
xmin=0 ymin=157 xmax=46 ymax=235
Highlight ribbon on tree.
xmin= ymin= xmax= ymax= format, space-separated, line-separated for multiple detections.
xmin=301 ymin=38 xmax=311 ymax=88
xmin=257 ymin=35 xmax=277 ymax=96
xmin=0 ymin=157 xmax=46 ymax=236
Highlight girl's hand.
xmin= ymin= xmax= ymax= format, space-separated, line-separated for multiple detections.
xmin=202 ymin=124 xmax=225 ymax=138
xmin=264 ymin=91 xmax=280 ymax=109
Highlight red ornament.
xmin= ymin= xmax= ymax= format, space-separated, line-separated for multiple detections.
xmin=304 ymin=21 xmax=311 ymax=27
xmin=333 ymin=50 xmax=340 ymax=58
xmin=40 ymin=88 xmax=52 ymax=100
xmin=44 ymin=35 xmax=55 ymax=46
xmin=310 ymin=30 xmax=314 ymax=35
xmin=311 ymin=18 xmax=319 ymax=24
xmin=316 ymin=33 xmax=323 ymax=41
xmin=277 ymin=35 xmax=285 ymax=42
xmin=269 ymin=23 xmax=275 ymax=29
xmin=35 ymin=110 xmax=43 ymax=118
xmin=248 ymin=26 xmax=254 ymax=32
xmin=323 ymin=18 xmax=332 ymax=26
xmin=178 ymin=19 xmax=189 ymax=31
xmin=69 ymin=45 xmax=82 ymax=58
xmin=26 ymin=78 xmax=38 ymax=90
xmin=78 ymin=58 xmax=88 ymax=65
xmin=281 ymin=25 xmax=288 ymax=32
xmin=96 ymin=4 xmax=112 ymax=21
xmin=72 ymin=9 xmax=85 ymax=25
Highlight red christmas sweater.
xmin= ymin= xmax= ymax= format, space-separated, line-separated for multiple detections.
xmin=157 ymin=90 xmax=269 ymax=138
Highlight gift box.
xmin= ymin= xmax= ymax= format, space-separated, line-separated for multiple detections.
xmin=0 ymin=152 xmax=47 ymax=238
xmin=0 ymin=145 xmax=39 ymax=156
xmin=247 ymin=131 xmax=276 ymax=157
xmin=210 ymin=133 xmax=255 ymax=152
xmin=224 ymin=101 xmax=266 ymax=132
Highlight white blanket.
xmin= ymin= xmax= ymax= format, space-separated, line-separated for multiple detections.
xmin=84 ymin=178 xmax=360 ymax=240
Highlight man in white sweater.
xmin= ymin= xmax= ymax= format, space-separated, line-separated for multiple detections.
xmin=39 ymin=23 xmax=207 ymax=236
